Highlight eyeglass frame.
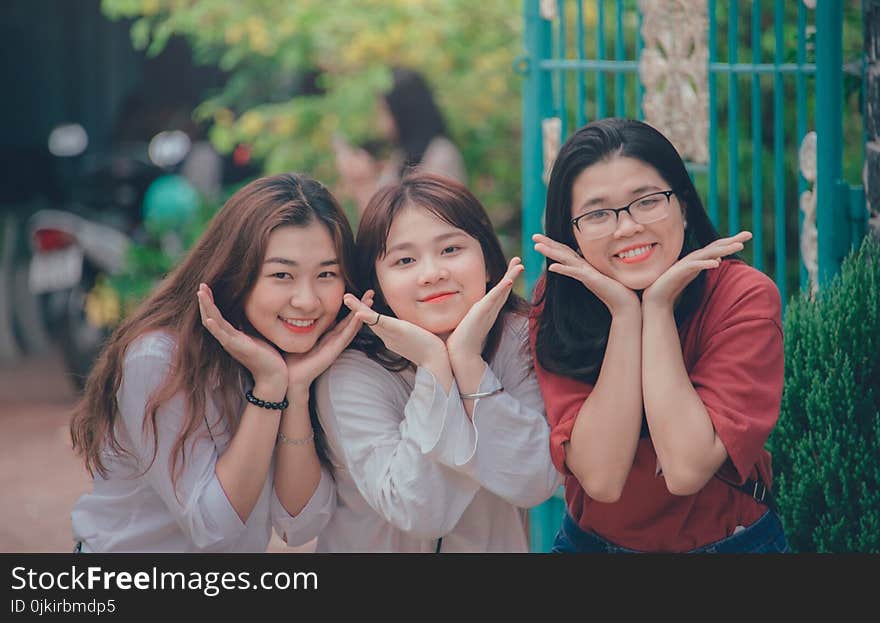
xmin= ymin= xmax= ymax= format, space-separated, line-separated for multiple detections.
xmin=570 ymin=189 xmax=677 ymax=239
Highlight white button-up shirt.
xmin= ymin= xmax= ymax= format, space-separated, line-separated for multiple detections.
xmin=71 ymin=332 xmax=335 ymax=553
xmin=314 ymin=315 xmax=562 ymax=552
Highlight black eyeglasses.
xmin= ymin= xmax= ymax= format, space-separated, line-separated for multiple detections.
xmin=570 ymin=190 xmax=676 ymax=240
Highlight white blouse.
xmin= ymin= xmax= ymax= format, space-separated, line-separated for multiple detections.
xmin=70 ymin=332 xmax=335 ymax=553
xmin=314 ymin=315 xmax=562 ymax=552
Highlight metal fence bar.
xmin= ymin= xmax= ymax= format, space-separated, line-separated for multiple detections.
xmin=522 ymin=1 xmax=553 ymax=293
xmin=708 ymin=0 xmax=719 ymax=226
xmin=637 ymin=9 xmax=644 ymax=120
xmin=816 ymin=0 xmax=845 ymax=286
xmin=708 ymin=62 xmax=817 ymax=74
xmin=751 ymin=0 xmax=763 ymax=270
xmin=773 ymin=0 xmax=787 ymax=303
xmin=596 ymin=0 xmax=607 ymax=119
xmin=729 ymin=1 xmax=740 ymax=234
xmin=576 ymin=0 xmax=587 ymax=128
xmin=541 ymin=59 xmax=816 ymax=73
xmin=797 ymin=1 xmax=808 ymax=289
xmin=615 ymin=0 xmax=625 ymax=117
xmin=558 ymin=0 xmax=569 ymax=138
xmin=539 ymin=59 xmax=639 ymax=71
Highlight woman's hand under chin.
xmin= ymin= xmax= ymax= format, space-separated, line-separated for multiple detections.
xmin=342 ymin=293 xmax=448 ymax=370
xmin=284 ymin=290 xmax=375 ymax=398
xmin=197 ymin=283 xmax=288 ymax=396
xmin=445 ymin=257 xmax=524 ymax=361
xmin=642 ymin=231 xmax=751 ymax=310
xmin=533 ymin=233 xmax=639 ymax=315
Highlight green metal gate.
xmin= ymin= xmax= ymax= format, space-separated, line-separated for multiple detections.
xmin=519 ymin=0 xmax=868 ymax=552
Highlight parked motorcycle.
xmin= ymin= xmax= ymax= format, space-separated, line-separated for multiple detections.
xmin=26 ymin=128 xmax=194 ymax=389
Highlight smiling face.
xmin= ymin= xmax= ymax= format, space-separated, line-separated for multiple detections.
xmin=570 ymin=156 xmax=686 ymax=290
xmin=375 ymin=205 xmax=488 ymax=337
xmin=243 ymin=222 xmax=345 ymax=353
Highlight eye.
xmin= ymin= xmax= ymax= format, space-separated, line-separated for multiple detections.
xmin=271 ymin=272 xmax=292 ymax=280
xmin=317 ymin=270 xmax=338 ymax=279
xmin=583 ymin=210 xmax=611 ymax=222
xmin=636 ymin=196 xmax=662 ymax=209
xmin=441 ymin=245 xmax=460 ymax=254
xmin=394 ymin=257 xmax=415 ymax=266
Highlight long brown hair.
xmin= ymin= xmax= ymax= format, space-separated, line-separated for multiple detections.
xmin=353 ymin=172 xmax=527 ymax=369
xmin=70 ymin=173 xmax=357 ymax=488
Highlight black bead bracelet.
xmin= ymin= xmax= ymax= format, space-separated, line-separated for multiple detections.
xmin=245 ymin=389 xmax=289 ymax=411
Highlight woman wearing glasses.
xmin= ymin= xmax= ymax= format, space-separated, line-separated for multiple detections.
xmin=531 ymin=118 xmax=788 ymax=552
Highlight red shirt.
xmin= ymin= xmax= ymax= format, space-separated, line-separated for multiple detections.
xmin=530 ymin=260 xmax=783 ymax=552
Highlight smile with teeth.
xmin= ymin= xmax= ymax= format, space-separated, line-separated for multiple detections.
xmin=617 ymin=245 xmax=652 ymax=259
xmin=280 ymin=317 xmax=318 ymax=333
xmin=616 ymin=244 xmax=655 ymax=260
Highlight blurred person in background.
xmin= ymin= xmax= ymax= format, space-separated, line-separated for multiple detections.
xmin=335 ymin=67 xmax=466 ymax=216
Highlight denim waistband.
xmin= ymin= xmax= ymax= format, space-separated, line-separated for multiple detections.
xmin=555 ymin=509 xmax=788 ymax=553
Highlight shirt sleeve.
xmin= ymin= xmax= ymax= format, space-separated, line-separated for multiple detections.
xmin=116 ymin=342 xmax=246 ymax=551
xmin=528 ymin=312 xmax=596 ymax=477
xmin=269 ymin=467 xmax=336 ymax=547
xmin=316 ymin=356 xmax=481 ymax=539
xmin=689 ymin=277 xmax=784 ymax=484
xmin=420 ymin=318 xmax=562 ymax=507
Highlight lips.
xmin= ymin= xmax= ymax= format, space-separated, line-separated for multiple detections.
xmin=280 ymin=317 xmax=319 ymax=333
xmin=614 ymin=243 xmax=657 ymax=264
xmin=419 ymin=291 xmax=458 ymax=304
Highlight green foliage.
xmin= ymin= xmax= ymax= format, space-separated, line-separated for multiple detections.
xmin=100 ymin=0 xmax=525 ymax=232
xmin=769 ymin=235 xmax=880 ymax=552
xmin=108 ymin=193 xmax=222 ymax=314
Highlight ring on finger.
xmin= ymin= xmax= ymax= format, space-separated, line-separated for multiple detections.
xmin=365 ymin=312 xmax=381 ymax=327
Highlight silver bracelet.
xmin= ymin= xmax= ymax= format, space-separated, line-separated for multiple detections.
xmin=278 ymin=430 xmax=315 ymax=446
xmin=459 ymin=386 xmax=504 ymax=400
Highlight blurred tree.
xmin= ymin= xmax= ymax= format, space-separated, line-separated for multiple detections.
xmin=101 ymin=0 xmax=524 ymax=233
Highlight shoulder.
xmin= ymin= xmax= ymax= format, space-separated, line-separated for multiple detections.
xmin=701 ymin=260 xmax=782 ymax=330
xmin=420 ymin=137 xmax=466 ymax=181
xmin=123 ymin=330 xmax=177 ymax=368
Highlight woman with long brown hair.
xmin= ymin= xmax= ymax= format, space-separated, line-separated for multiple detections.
xmin=70 ymin=173 xmax=372 ymax=552
xmin=313 ymin=173 xmax=560 ymax=552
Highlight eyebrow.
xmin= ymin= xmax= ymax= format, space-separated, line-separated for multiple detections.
xmin=264 ymin=257 xmax=339 ymax=267
xmin=385 ymin=231 xmax=468 ymax=255
xmin=577 ymin=184 xmax=663 ymax=211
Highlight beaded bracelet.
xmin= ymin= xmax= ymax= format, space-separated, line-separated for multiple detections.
xmin=245 ymin=389 xmax=289 ymax=411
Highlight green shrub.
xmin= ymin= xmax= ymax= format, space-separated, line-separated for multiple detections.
xmin=769 ymin=235 xmax=880 ymax=552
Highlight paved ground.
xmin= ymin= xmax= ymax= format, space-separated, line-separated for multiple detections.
xmin=0 ymin=349 xmax=312 ymax=553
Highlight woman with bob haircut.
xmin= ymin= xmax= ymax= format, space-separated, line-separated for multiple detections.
xmin=70 ymin=173 xmax=374 ymax=552
xmin=531 ymin=118 xmax=788 ymax=553
xmin=314 ymin=173 xmax=560 ymax=552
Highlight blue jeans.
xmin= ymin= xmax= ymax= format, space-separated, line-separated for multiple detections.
xmin=551 ymin=509 xmax=790 ymax=553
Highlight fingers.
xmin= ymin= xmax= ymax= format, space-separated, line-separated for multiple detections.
xmin=547 ymin=262 xmax=585 ymax=281
xmin=331 ymin=290 xmax=375 ymax=338
xmin=499 ymin=256 xmax=524 ymax=288
xmin=343 ymin=292 xmax=383 ymax=329
xmin=197 ymin=284 xmax=236 ymax=334
xmin=686 ymin=233 xmax=750 ymax=264
xmin=532 ymin=234 xmax=582 ymax=265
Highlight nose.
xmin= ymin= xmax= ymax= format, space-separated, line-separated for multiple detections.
xmin=612 ymin=209 xmax=644 ymax=239
xmin=289 ymin=282 xmax=320 ymax=313
xmin=417 ymin=256 xmax=449 ymax=286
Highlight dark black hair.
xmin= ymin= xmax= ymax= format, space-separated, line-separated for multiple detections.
xmin=384 ymin=68 xmax=449 ymax=169
xmin=534 ymin=118 xmax=721 ymax=383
